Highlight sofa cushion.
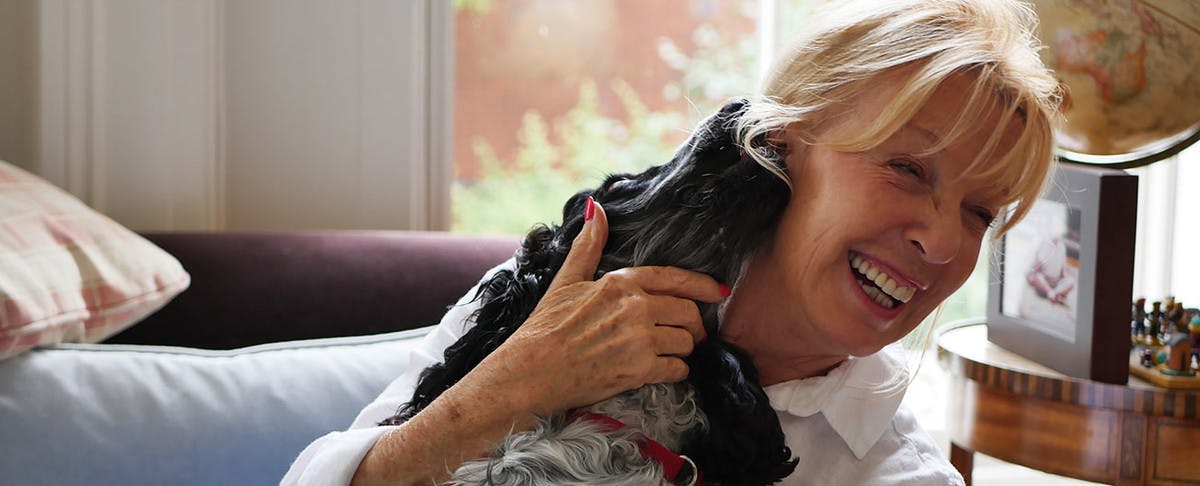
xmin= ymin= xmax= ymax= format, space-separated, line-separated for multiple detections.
xmin=0 ymin=327 xmax=429 ymax=486
xmin=0 ymin=160 xmax=190 ymax=359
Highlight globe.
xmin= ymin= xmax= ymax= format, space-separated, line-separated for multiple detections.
xmin=1032 ymin=0 xmax=1200 ymax=166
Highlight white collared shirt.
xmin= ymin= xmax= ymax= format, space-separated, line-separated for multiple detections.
xmin=283 ymin=263 xmax=964 ymax=485
xmin=762 ymin=346 xmax=963 ymax=485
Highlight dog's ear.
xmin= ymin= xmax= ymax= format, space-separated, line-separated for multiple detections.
xmin=384 ymin=225 xmax=559 ymax=425
xmin=685 ymin=341 xmax=798 ymax=484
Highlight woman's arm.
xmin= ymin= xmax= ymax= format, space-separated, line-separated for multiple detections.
xmin=350 ymin=357 xmax=538 ymax=485
xmin=350 ymin=200 xmax=726 ymax=485
xmin=281 ymin=261 xmax=501 ymax=486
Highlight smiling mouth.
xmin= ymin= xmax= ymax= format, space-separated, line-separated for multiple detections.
xmin=849 ymin=251 xmax=917 ymax=309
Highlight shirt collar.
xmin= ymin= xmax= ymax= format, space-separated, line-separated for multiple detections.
xmin=762 ymin=344 xmax=910 ymax=459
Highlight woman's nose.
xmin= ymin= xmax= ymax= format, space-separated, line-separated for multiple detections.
xmin=905 ymin=202 xmax=962 ymax=265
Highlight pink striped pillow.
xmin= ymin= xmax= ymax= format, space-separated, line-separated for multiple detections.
xmin=0 ymin=161 xmax=190 ymax=359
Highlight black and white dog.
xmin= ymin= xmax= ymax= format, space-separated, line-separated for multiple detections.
xmin=382 ymin=99 xmax=798 ymax=485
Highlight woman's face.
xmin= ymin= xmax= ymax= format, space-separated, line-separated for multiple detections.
xmin=731 ymin=71 xmax=1019 ymax=360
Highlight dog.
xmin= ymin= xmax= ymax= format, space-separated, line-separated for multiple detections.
xmin=382 ymin=99 xmax=799 ymax=485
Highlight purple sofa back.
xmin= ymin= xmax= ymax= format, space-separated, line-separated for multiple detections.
xmin=107 ymin=231 xmax=519 ymax=349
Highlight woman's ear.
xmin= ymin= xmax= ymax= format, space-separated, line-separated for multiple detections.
xmin=766 ymin=122 xmax=812 ymax=157
xmin=767 ymin=124 xmax=812 ymax=167
xmin=764 ymin=128 xmax=789 ymax=154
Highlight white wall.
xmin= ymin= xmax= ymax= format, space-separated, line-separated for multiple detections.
xmin=100 ymin=0 xmax=222 ymax=230
xmin=0 ymin=0 xmax=36 ymax=171
xmin=26 ymin=0 xmax=451 ymax=231
xmin=223 ymin=0 xmax=448 ymax=230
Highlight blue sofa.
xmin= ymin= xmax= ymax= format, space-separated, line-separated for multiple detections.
xmin=0 ymin=231 xmax=518 ymax=486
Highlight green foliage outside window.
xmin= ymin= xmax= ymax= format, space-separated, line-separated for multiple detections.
xmin=453 ymin=0 xmax=493 ymax=16
xmin=452 ymin=9 xmax=758 ymax=235
xmin=452 ymin=80 xmax=687 ymax=234
xmin=938 ymin=249 xmax=992 ymax=326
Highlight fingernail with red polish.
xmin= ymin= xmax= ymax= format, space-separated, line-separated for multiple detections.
xmin=699 ymin=335 xmax=708 ymax=345
xmin=718 ymin=283 xmax=731 ymax=298
xmin=584 ymin=196 xmax=595 ymax=222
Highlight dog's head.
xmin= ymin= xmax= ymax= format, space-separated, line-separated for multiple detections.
xmin=549 ymin=98 xmax=791 ymax=335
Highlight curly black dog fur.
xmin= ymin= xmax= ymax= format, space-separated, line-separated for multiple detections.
xmin=382 ymin=99 xmax=798 ymax=484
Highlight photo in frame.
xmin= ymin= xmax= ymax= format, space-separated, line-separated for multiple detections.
xmin=987 ymin=162 xmax=1138 ymax=385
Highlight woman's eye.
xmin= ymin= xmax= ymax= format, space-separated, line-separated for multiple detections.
xmin=972 ymin=208 xmax=996 ymax=227
xmin=888 ymin=158 xmax=925 ymax=179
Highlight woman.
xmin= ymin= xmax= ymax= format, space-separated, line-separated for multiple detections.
xmin=285 ymin=0 xmax=1061 ymax=484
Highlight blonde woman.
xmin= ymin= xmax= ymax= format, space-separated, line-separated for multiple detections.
xmin=285 ymin=0 xmax=1061 ymax=484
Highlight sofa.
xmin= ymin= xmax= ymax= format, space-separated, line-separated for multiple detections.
xmin=0 ymin=231 xmax=519 ymax=486
xmin=112 ymin=231 xmax=520 ymax=349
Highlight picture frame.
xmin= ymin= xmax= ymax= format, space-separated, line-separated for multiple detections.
xmin=986 ymin=162 xmax=1138 ymax=385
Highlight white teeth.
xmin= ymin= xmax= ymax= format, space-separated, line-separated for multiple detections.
xmin=873 ymin=272 xmax=889 ymax=288
xmin=859 ymin=282 xmax=895 ymax=308
xmin=849 ymin=252 xmax=917 ymax=304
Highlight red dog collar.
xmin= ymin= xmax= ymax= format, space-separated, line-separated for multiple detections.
xmin=571 ymin=410 xmax=701 ymax=486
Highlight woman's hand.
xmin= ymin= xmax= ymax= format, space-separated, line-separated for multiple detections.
xmin=351 ymin=199 xmax=726 ymax=485
xmin=472 ymin=198 xmax=727 ymax=415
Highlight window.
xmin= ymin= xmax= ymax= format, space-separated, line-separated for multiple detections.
xmin=1172 ymin=147 xmax=1200 ymax=305
xmin=1134 ymin=146 xmax=1200 ymax=306
xmin=452 ymin=0 xmax=777 ymax=234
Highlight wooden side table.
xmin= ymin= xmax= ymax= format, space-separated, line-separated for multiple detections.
xmin=938 ymin=322 xmax=1200 ymax=485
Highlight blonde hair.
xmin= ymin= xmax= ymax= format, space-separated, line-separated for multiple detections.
xmin=738 ymin=0 xmax=1063 ymax=234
